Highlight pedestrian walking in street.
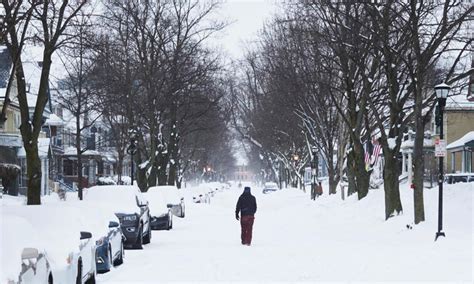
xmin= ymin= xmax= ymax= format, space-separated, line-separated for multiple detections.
xmin=235 ymin=186 xmax=257 ymax=246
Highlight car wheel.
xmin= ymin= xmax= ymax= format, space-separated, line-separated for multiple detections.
xmin=168 ymin=215 xmax=173 ymax=230
xmin=48 ymin=273 xmax=53 ymax=284
xmin=134 ymin=227 xmax=143 ymax=249
xmin=76 ymin=260 xmax=82 ymax=284
xmin=113 ymin=241 xmax=124 ymax=266
xmin=85 ymin=273 xmax=95 ymax=284
xmin=143 ymin=225 xmax=151 ymax=244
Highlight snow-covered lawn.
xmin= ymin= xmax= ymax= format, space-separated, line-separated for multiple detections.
xmin=97 ymin=182 xmax=473 ymax=282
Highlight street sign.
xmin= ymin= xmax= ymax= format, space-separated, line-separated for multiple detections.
xmin=434 ymin=138 xmax=446 ymax=157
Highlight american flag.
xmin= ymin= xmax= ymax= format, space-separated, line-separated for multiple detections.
xmin=371 ymin=143 xmax=382 ymax=165
xmin=365 ymin=150 xmax=371 ymax=169
xmin=365 ymin=138 xmax=382 ymax=171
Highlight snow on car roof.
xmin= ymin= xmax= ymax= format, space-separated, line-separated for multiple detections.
xmin=83 ymin=185 xmax=143 ymax=213
xmin=142 ymin=191 xmax=169 ymax=215
xmin=147 ymin=186 xmax=182 ymax=204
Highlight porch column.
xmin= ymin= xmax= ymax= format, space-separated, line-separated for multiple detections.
xmin=89 ymin=159 xmax=94 ymax=185
xmin=41 ymin=158 xmax=46 ymax=196
xmin=402 ymin=153 xmax=407 ymax=174
xmin=408 ymin=151 xmax=413 ymax=185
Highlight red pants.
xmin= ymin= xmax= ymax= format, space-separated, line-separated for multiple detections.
xmin=240 ymin=215 xmax=255 ymax=245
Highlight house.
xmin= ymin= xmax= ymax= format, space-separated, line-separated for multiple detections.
xmin=0 ymin=45 xmax=62 ymax=196
xmin=446 ymin=131 xmax=474 ymax=173
xmin=0 ymin=47 xmax=23 ymax=195
xmin=234 ymin=164 xmax=252 ymax=182
xmin=443 ymin=101 xmax=474 ymax=173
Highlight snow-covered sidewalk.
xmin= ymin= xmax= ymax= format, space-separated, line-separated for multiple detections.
xmin=97 ymin=183 xmax=473 ymax=282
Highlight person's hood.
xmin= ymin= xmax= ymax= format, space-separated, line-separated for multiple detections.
xmin=243 ymin=186 xmax=251 ymax=194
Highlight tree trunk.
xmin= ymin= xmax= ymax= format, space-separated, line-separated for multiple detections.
xmin=117 ymin=152 xmax=124 ymax=183
xmin=135 ymin=153 xmax=148 ymax=192
xmin=328 ymin=166 xmax=338 ymax=195
xmin=412 ymin=92 xmax=426 ymax=224
xmin=157 ymin=150 xmax=168 ymax=185
xmin=77 ymin=154 xmax=83 ymax=200
xmin=347 ymin=149 xmax=356 ymax=196
xmin=76 ymin=114 xmax=83 ymax=200
xmin=167 ymin=118 xmax=179 ymax=186
xmin=24 ymin=141 xmax=42 ymax=205
xmin=383 ymin=150 xmax=403 ymax=219
xmin=353 ymin=140 xmax=370 ymax=200
xmin=15 ymin=55 xmax=42 ymax=205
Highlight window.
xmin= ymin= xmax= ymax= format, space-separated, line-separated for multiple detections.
xmin=14 ymin=113 xmax=20 ymax=129
xmin=465 ymin=151 xmax=472 ymax=173
xmin=451 ymin=152 xmax=456 ymax=173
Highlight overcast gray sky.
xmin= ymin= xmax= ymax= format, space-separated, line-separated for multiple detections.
xmin=215 ymin=0 xmax=278 ymax=60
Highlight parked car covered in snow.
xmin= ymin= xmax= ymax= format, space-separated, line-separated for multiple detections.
xmin=1 ymin=214 xmax=54 ymax=284
xmin=262 ymin=182 xmax=279 ymax=194
xmin=18 ymin=248 xmax=54 ymax=284
xmin=1 ymin=205 xmax=97 ymax=284
xmin=147 ymin=186 xmax=185 ymax=218
xmin=192 ymin=187 xmax=211 ymax=204
xmin=94 ymin=220 xmax=124 ymax=273
xmin=144 ymin=191 xmax=173 ymax=230
xmin=83 ymin=186 xmax=152 ymax=249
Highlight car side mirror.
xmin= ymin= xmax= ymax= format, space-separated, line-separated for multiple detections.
xmin=109 ymin=221 xmax=120 ymax=228
xmin=80 ymin=231 xmax=92 ymax=240
xmin=166 ymin=204 xmax=173 ymax=208
xmin=21 ymin=248 xmax=39 ymax=260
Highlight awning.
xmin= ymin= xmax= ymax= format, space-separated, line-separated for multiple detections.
xmin=447 ymin=131 xmax=474 ymax=151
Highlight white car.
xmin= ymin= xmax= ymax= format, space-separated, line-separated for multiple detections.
xmin=1 ymin=214 xmax=54 ymax=284
xmin=263 ymin=182 xmax=279 ymax=194
xmin=144 ymin=190 xmax=173 ymax=230
xmin=147 ymin=186 xmax=185 ymax=218
xmin=18 ymin=248 xmax=54 ymax=284
xmin=1 ymin=204 xmax=97 ymax=284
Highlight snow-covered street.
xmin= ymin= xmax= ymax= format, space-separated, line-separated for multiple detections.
xmin=97 ymin=183 xmax=473 ymax=283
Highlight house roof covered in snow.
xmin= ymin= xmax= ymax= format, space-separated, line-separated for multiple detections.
xmin=44 ymin=113 xmax=64 ymax=126
xmin=445 ymin=99 xmax=474 ymax=111
xmin=447 ymin=131 xmax=474 ymax=150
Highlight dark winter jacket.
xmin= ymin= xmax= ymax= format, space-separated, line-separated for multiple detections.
xmin=235 ymin=187 xmax=257 ymax=216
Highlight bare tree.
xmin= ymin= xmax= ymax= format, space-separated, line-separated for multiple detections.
xmin=4 ymin=0 xmax=87 ymax=204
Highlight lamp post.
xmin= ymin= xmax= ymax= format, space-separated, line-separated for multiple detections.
xmin=311 ymin=146 xmax=317 ymax=200
xmin=434 ymin=83 xmax=450 ymax=241
xmin=126 ymin=133 xmax=138 ymax=186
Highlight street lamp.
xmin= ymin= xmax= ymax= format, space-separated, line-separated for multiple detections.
xmin=311 ymin=146 xmax=318 ymax=200
xmin=126 ymin=132 xmax=138 ymax=186
xmin=434 ymin=83 xmax=450 ymax=241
